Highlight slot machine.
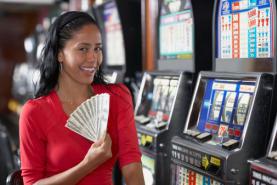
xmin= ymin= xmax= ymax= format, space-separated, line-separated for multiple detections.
xmin=92 ymin=1 xmax=141 ymax=184
xmin=10 ymin=29 xmax=41 ymax=112
xmin=135 ymin=72 xmax=192 ymax=185
xmin=249 ymin=115 xmax=277 ymax=185
xmin=170 ymin=0 xmax=277 ymax=184
xmin=92 ymin=0 xmax=142 ymax=84
xmin=135 ymin=0 xmax=213 ymax=184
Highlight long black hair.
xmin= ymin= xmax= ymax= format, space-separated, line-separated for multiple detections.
xmin=35 ymin=11 xmax=106 ymax=98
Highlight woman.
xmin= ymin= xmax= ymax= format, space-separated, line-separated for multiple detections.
xmin=19 ymin=11 xmax=144 ymax=185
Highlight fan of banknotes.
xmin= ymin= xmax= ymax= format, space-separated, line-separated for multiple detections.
xmin=65 ymin=93 xmax=110 ymax=142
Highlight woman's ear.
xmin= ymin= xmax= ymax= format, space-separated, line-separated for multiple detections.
xmin=58 ymin=51 xmax=64 ymax=63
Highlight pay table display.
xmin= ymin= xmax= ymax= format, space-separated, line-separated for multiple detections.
xmin=215 ymin=0 xmax=276 ymax=73
xmin=218 ymin=0 xmax=273 ymax=58
xmin=103 ymin=1 xmax=125 ymax=66
xmin=158 ymin=0 xmax=196 ymax=72
xmin=159 ymin=2 xmax=193 ymax=60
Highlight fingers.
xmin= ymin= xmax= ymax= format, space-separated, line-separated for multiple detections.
xmin=93 ymin=133 xmax=111 ymax=147
xmin=102 ymin=134 xmax=112 ymax=158
xmin=94 ymin=132 xmax=107 ymax=146
xmin=99 ymin=131 xmax=107 ymax=143
xmin=104 ymin=134 xmax=112 ymax=147
xmin=85 ymin=133 xmax=112 ymax=165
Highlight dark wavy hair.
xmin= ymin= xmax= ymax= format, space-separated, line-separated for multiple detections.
xmin=35 ymin=11 xmax=107 ymax=98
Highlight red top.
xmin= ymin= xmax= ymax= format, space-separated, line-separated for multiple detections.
xmin=19 ymin=84 xmax=141 ymax=185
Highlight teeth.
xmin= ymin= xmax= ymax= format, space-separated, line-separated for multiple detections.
xmin=80 ymin=67 xmax=96 ymax=73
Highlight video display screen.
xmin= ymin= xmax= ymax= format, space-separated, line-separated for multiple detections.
xmin=196 ymin=79 xmax=256 ymax=145
xmin=135 ymin=75 xmax=179 ymax=128
xmin=159 ymin=0 xmax=193 ymax=60
xmin=103 ymin=2 xmax=125 ymax=66
xmin=148 ymin=77 xmax=179 ymax=127
xmin=217 ymin=0 xmax=273 ymax=58
xmin=135 ymin=74 xmax=155 ymax=117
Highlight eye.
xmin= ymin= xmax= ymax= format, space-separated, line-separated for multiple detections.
xmin=94 ymin=47 xmax=103 ymax=53
xmin=79 ymin=47 xmax=89 ymax=52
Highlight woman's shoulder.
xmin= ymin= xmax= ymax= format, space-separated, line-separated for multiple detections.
xmin=20 ymin=93 xmax=55 ymax=137
xmin=93 ymin=83 xmax=130 ymax=96
xmin=21 ymin=92 xmax=53 ymax=115
xmin=93 ymin=83 xmax=132 ymax=107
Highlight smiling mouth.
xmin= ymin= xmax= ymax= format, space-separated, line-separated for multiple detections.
xmin=80 ymin=66 xmax=97 ymax=73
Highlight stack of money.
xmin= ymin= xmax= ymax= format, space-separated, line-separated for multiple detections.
xmin=65 ymin=93 xmax=110 ymax=142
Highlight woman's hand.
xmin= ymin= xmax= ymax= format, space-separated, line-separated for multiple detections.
xmin=83 ymin=133 xmax=113 ymax=170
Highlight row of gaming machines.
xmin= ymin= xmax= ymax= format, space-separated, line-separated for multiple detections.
xmin=133 ymin=0 xmax=277 ymax=185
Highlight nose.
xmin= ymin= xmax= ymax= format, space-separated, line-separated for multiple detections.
xmin=87 ymin=49 xmax=98 ymax=62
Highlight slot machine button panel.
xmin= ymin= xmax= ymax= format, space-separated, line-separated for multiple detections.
xmin=135 ymin=115 xmax=151 ymax=125
xmin=186 ymin=130 xmax=201 ymax=137
xmin=140 ymin=134 xmax=154 ymax=149
xmin=222 ymin=139 xmax=239 ymax=150
xmin=196 ymin=132 xmax=212 ymax=142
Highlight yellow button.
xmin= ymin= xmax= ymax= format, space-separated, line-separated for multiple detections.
xmin=210 ymin=156 xmax=221 ymax=167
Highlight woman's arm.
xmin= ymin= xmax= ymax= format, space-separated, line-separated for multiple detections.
xmin=122 ymin=162 xmax=145 ymax=185
xmin=34 ymin=134 xmax=112 ymax=185
xmin=114 ymin=84 xmax=144 ymax=185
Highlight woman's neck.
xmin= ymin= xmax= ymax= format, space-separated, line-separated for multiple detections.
xmin=56 ymin=75 xmax=93 ymax=106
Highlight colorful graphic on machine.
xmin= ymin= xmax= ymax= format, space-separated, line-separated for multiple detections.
xmin=218 ymin=0 xmax=272 ymax=58
xmin=171 ymin=143 xmax=223 ymax=178
xmin=171 ymin=164 xmax=223 ymax=185
xmin=147 ymin=77 xmax=178 ymax=128
xmin=159 ymin=0 xmax=193 ymax=60
xmin=196 ymin=79 xmax=255 ymax=146
xmin=138 ymin=132 xmax=154 ymax=147
xmin=103 ymin=1 xmax=125 ymax=66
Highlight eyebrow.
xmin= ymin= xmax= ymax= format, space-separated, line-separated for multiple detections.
xmin=78 ymin=42 xmax=102 ymax=46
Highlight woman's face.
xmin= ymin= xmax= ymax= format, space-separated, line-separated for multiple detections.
xmin=58 ymin=24 xmax=102 ymax=85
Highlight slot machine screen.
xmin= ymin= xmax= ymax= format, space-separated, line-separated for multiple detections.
xmin=135 ymin=74 xmax=155 ymax=117
xmin=103 ymin=1 xmax=125 ymax=66
xmin=136 ymin=75 xmax=179 ymax=128
xmin=187 ymin=77 xmax=256 ymax=146
xmin=147 ymin=76 xmax=179 ymax=128
xmin=216 ymin=0 xmax=275 ymax=72
xmin=158 ymin=0 xmax=194 ymax=71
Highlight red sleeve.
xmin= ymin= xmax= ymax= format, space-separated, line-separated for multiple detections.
xmin=19 ymin=100 xmax=47 ymax=185
xmin=115 ymin=84 xmax=142 ymax=169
